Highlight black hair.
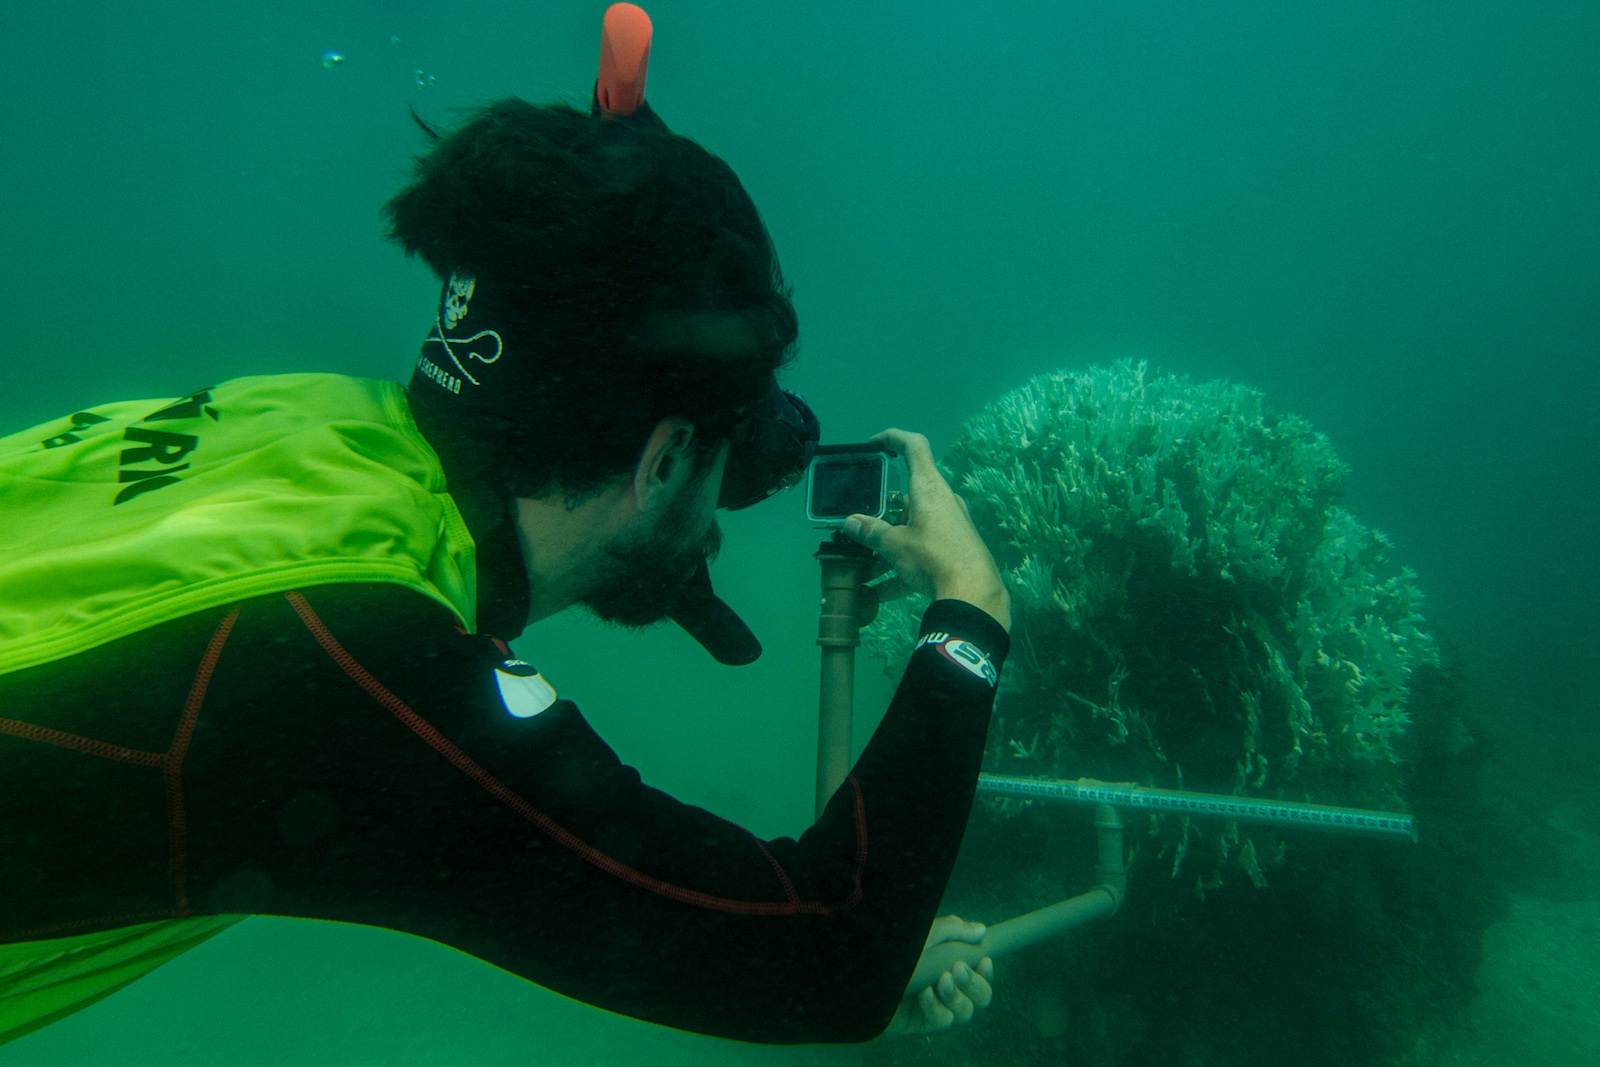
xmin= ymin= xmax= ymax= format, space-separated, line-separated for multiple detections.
xmin=384 ymin=97 xmax=798 ymax=498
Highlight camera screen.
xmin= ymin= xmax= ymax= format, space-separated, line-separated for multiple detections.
xmin=809 ymin=455 xmax=885 ymax=519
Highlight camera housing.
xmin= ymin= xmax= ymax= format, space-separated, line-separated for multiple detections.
xmin=805 ymin=443 xmax=906 ymax=527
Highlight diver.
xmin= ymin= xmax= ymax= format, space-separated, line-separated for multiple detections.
xmin=0 ymin=3 xmax=1010 ymax=1047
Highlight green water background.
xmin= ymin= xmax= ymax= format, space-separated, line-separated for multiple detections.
xmin=1 ymin=1 xmax=1594 ymax=1063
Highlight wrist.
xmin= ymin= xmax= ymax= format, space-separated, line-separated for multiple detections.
xmin=932 ymin=582 xmax=1011 ymax=632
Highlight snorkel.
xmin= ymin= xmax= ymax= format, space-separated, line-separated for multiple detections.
xmin=596 ymin=3 xmax=653 ymax=119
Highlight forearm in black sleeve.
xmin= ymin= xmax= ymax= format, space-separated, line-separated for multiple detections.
xmin=465 ymin=598 xmax=1009 ymax=1043
xmin=187 ymin=588 xmax=1006 ymax=1045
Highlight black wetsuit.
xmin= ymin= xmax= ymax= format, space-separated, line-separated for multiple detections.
xmin=0 ymin=492 xmax=1007 ymax=1042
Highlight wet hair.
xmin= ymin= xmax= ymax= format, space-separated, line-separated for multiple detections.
xmin=384 ymin=97 xmax=798 ymax=498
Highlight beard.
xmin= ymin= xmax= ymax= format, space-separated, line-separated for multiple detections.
xmin=577 ymin=474 xmax=724 ymax=628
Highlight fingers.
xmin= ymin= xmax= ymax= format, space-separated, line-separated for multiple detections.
xmin=841 ymin=513 xmax=894 ymax=550
xmin=939 ymin=971 xmax=975 ymax=1023
xmin=925 ymin=914 xmax=987 ymax=948
xmin=914 ymin=916 xmax=994 ymax=1032
xmin=959 ymin=958 xmax=993 ymax=1011
xmin=916 ymin=985 xmax=954 ymax=1029
xmin=846 ymin=430 xmax=1005 ymax=623
xmin=870 ymin=429 xmax=941 ymax=492
xmin=899 ymin=954 xmax=998 ymax=1034
xmin=921 ymin=964 xmax=983 ymax=1027
xmin=869 ymin=428 xmax=930 ymax=466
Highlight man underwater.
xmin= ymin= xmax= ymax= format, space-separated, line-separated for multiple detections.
xmin=0 ymin=3 xmax=1011 ymax=1047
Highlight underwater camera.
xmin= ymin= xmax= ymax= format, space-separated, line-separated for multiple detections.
xmin=805 ymin=443 xmax=907 ymax=528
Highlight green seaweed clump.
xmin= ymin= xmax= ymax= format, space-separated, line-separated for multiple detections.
xmin=872 ymin=359 xmax=1436 ymax=893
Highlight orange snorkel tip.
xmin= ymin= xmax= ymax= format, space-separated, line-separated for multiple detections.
xmin=596 ymin=3 xmax=653 ymax=119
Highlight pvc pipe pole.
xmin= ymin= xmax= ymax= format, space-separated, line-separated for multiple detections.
xmin=907 ymin=805 xmax=1127 ymax=990
xmin=978 ymin=773 xmax=1417 ymax=840
xmin=815 ymin=541 xmax=872 ymax=819
xmin=909 ymin=890 xmax=1117 ymax=990
xmin=816 ymin=641 xmax=853 ymax=818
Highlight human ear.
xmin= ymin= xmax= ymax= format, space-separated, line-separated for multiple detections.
xmin=633 ymin=416 xmax=696 ymax=511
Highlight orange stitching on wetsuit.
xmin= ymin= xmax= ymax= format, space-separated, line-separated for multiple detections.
xmin=0 ymin=719 xmax=167 ymax=765
xmin=166 ymin=606 xmax=239 ymax=912
xmin=0 ymin=605 xmax=239 ymax=922
xmin=846 ymin=774 xmax=867 ymax=907
xmin=744 ymin=831 xmax=801 ymax=906
xmin=739 ymin=776 xmax=867 ymax=908
xmin=284 ymin=590 xmax=868 ymax=917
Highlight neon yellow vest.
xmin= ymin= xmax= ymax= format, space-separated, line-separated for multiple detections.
xmin=0 ymin=373 xmax=478 ymax=1043
xmin=0 ymin=373 xmax=477 ymax=677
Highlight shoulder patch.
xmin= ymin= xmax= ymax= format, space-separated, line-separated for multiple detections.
xmin=495 ymin=659 xmax=558 ymax=718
